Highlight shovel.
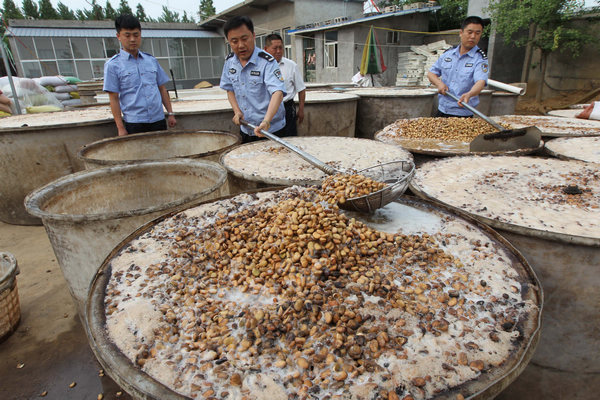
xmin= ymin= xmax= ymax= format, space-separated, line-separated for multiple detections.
xmin=240 ymin=119 xmax=414 ymax=213
xmin=444 ymin=92 xmax=541 ymax=152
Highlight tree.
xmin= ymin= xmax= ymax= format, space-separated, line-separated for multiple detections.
xmin=431 ymin=0 xmax=468 ymax=31
xmin=181 ymin=11 xmax=194 ymax=23
xmin=105 ymin=0 xmax=117 ymax=19
xmin=158 ymin=5 xmax=180 ymax=23
xmin=118 ymin=0 xmax=133 ymax=16
xmin=198 ymin=0 xmax=216 ymax=20
xmin=84 ymin=0 xmax=104 ymax=20
xmin=76 ymin=9 xmax=86 ymax=20
xmin=135 ymin=3 xmax=147 ymax=21
xmin=2 ymin=0 xmax=24 ymax=19
xmin=487 ymin=0 xmax=595 ymax=102
xmin=38 ymin=0 xmax=58 ymax=19
xmin=22 ymin=0 xmax=40 ymax=19
xmin=56 ymin=1 xmax=76 ymax=20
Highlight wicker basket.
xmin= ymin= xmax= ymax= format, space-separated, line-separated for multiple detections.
xmin=0 ymin=252 xmax=20 ymax=343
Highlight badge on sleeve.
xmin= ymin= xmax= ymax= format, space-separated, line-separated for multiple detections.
xmin=251 ymin=71 xmax=261 ymax=76
xmin=482 ymin=64 xmax=488 ymax=73
xmin=274 ymin=69 xmax=283 ymax=81
xmin=229 ymin=68 xmax=236 ymax=74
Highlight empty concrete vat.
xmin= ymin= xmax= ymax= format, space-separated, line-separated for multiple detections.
xmin=489 ymin=91 xmax=520 ymax=116
xmin=346 ymin=88 xmax=436 ymax=139
xmin=297 ymin=91 xmax=359 ymax=137
xmin=0 ymin=109 xmax=115 ymax=225
xmin=24 ymin=160 xmax=228 ymax=315
xmin=78 ymin=129 xmax=241 ymax=169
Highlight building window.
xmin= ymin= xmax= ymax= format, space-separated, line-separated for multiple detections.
xmin=21 ymin=61 xmax=42 ymax=77
xmin=104 ymin=37 xmax=120 ymax=58
xmin=283 ymin=28 xmax=292 ymax=59
xmin=387 ymin=31 xmax=400 ymax=44
xmin=324 ymin=31 xmax=338 ymax=68
xmin=256 ymin=34 xmax=266 ymax=50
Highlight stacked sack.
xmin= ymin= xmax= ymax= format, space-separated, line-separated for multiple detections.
xmin=34 ymin=75 xmax=82 ymax=107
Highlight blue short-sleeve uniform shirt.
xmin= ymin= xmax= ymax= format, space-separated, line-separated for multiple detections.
xmin=429 ymin=45 xmax=489 ymax=116
xmin=103 ymin=49 xmax=170 ymax=123
xmin=220 ymin=47 xmax=286 ymax=135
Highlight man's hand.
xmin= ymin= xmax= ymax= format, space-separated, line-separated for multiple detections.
xmin=117 ymin=127 xmax=128 ymax=136
xmin=297 ymin=108 xmax=305 ymax=124
xmin=232 ymin=112 xmax=244 ymax=126
xmin=167 ymin=114 xmax=177 ymax=127
xmin=458 ymin=92 xmax=472 ymax=108
xmin=436 ymin=83 xmax=448 ymax=95
xmin=255 ymin=120 xmax=270 ymax=137
xmin=576 ymin=103 xmax=594 ymax=119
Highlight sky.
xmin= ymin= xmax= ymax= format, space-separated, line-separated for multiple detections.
xmin=13 ymin=0 xmax=244 ymax=20
xmin=11 ymin=0 xmax=600 ymax=21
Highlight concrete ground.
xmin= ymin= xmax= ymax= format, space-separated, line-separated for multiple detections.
xmin=0 ymin=219 xmax=551 ymax=400
xmin=0 ymin=221 xmax=132 ymax=400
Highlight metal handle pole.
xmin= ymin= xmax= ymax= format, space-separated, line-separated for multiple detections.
xmin=445 ymin=91 xmax=504 ymax=131
xmin=241 ymin=119 xmax=338 ymax=175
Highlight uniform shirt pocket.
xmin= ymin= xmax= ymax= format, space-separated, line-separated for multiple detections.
xmin=248 ymin=77 xmax=264 ymax=94
xmin=141 ymin=67 xmax=157 ymax=86
xmin=120 ymin=70 xmax=140 ymax=89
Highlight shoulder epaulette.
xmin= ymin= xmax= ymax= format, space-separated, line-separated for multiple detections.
xmin=443 ymin=45 xmax=457 ymax=53
xmin=107 ymin=53 xmax=120 ymax=62
xmin=477 ymin=48 xmax=488 ymax=60
xmin=226 ymin=52 xmax=234 ymax=60
xmin=258 ymin=51 xmax=275 ymax=62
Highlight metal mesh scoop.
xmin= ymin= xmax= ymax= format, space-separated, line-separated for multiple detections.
xmin=241 ymin=120 xmax=414 ymax=213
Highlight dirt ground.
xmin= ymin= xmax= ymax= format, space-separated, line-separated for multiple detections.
xmin=516 ymin=89 xmax=600 ymax=115
xmin=0 ymin=221 xmax=132 ymax=400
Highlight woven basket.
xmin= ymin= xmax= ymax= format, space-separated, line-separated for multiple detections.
xmin=0 ymin=252 xmax=21 ymax=343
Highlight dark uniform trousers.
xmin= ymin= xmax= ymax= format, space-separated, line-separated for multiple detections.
xmin=125 ymin=118 xmax=167 ymax=134
xmin=283 ymin=100 xmax=298 ymax=137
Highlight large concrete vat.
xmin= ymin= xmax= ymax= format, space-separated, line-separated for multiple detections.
xmin=0 ymin=109 xmax=115 ymax=225
xmin=220 ymin=136 xmax=413 ymax=194
xmin=24 ymin=160 xmax=228 ymax=316
xmin=0 ymin=251 xmax=20 ymax=343
xmin=86 ymin=192 xmax=542 ymax=400
xmin=77 ymin=129 xmax=241 ymax=169
xmin=544 ymin=136 xmax=600 ymax=163
xmin=346 ymin=88 xmax=436 ymax=139
xmin=297 ymin=91 xmax=359 ymax=137
xmin=489 ymin=91 xmax=519 ymax=116
xmin=409 ymin=156 xmax=600 ymax=400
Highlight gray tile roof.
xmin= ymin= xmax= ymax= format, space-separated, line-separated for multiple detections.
xmin=6 ymin=27 xmax=222 ymax=39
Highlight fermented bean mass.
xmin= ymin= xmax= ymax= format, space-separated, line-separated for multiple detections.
xmin=105 ymin=187 xmax=539 ymax=400
xmin=379 ymin=118 xmax=512 ymax=142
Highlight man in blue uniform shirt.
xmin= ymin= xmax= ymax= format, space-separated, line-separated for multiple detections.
xmin=427 ymin=16 xmax=488 ymax=117
xmin=104 ymin=14 xmax=176 ymax=136
xmin=220 ymin=16 xmax=286 ymax=143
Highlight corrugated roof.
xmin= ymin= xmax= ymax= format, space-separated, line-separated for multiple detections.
xmin=288 ymin=6 xmax=442 ymax=34
xmin=6 ymin=27 xmax=222 ymax=38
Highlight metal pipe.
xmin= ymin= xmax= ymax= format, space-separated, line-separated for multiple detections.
xmin=444 ymin=91 xmax=505 ymax=131
xmin=1 ymin=40 xmax=22 ymax=115
xmin=488 ymin=79 xmax=526 ymax=95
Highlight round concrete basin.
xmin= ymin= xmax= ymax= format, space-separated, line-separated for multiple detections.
xmin=544 ymin=136 xmax=600 ymax=163
xmin=489 ymin=91 xmax=520 ymax=116
xmin=78 ymin=130 xmax=241 ymax=169
xmin=0 ymin=108 xmax=115 ymax=225
xmin=24 ymin=159 xmax=228 ymax=316
xmin=346 ymin=88 xmax=436 ymax=139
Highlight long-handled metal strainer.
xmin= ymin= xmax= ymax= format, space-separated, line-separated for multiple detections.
xmin=241 ymin=120 xmax=414 ymax=212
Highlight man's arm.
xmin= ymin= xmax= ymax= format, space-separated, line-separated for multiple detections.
xmin=458 ymin=80 xmax=486 ymax=107
xmin=158 ymin=84 xmax=176 ymax=128
xmin=427 ymin=71 xmax=448 ymax=95
xmin=255 ymin=90 xmax=284 ymax=136
xmin=297 ymin=89 xmax=306 ymax=124
xmin=107 ymin=92 xmax=128 ymax=136
xmin=226 ymin=90 xmax=244 ymax=126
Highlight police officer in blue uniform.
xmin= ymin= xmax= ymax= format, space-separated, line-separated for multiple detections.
xmin=427 ymin=16 xmax=489 ymax=117
xmin=220 ymin=16 xmax=286 ymax=143
xmin=104 ymin=14 xmax=176 ymax=136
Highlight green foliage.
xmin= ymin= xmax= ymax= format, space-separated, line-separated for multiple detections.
xmin=38 ymin=0 xmax=58 ymax=19
xmin=104 ymin=0 xmax=117 ymax=20
xmin=487 ymin=0 xmax=594 ymax=57
xmin=181 ymin=11 xmax=195 ymax=23
xmin=56 ymin=1 xmax=75 ymax=19
xmin=198 ymin=0 xmax=216 ymax=20
xmin=432 ymin=0 xmax=469 ymax=31
xmin=75 ymin=9 xmax=86 ymax=20
xmin=118 ymin=0 xmax=133 ymax=16
xmin=2 ymin=0 xmax=24 ymax=19
xmin=84 ymin=0 xmax=104 ymax=20
xmin=158 ymin=5 xmax=180 ymax=23
xmin=22 ymin=0 xmax=39 ymax=19
xmin=135 ymin=3 xmax=147 ymax=21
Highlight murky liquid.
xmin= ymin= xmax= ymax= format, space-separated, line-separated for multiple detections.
xmin=347 ymin=202 xmax=443 ymax=235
